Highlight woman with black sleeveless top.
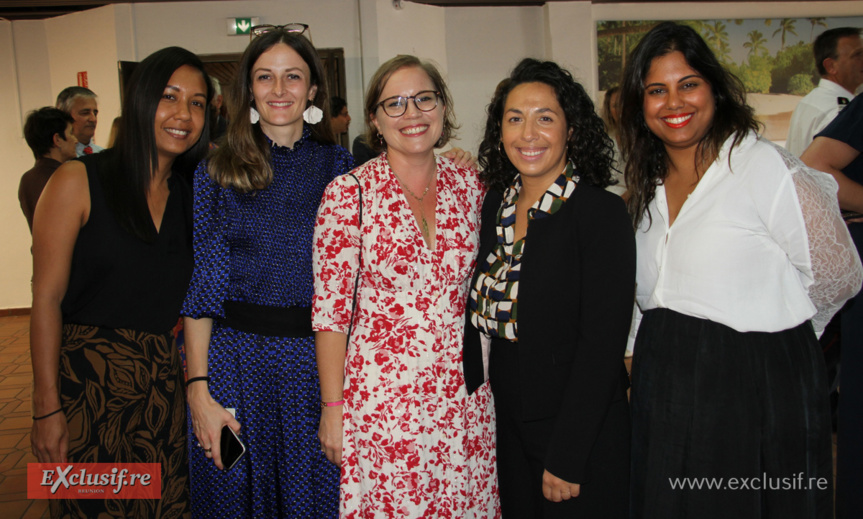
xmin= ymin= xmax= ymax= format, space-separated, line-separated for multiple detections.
xmin=29 ymin=47 xmax=211 ymax=518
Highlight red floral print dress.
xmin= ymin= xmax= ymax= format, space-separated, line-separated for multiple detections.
xmin=312 ymin=154 xmax=501 ymax=518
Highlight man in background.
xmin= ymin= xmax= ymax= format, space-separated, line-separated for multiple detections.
xmin=56 ymin=86 xmax=103 ymax=156
xmin=786 ymin=27 xmax=863 ymax=156
xmin=802 ymin=95 xmax=863 ymax=519
xmin=210 ymin=77 xmax=228 ymax=142
xmin=330 ymin=96 xmax=351 ymax=137
xmin=18 ymin=107 xmax=77 ymax=231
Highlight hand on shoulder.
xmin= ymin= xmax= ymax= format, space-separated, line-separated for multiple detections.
xmin=441 ymin=147 xmax=478 ymax=170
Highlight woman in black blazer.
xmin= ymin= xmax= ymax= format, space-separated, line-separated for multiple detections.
xmin=464 ymin=58 xmax=635 ymax=518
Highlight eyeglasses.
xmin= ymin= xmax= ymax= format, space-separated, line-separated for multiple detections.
xmin=250 ymin=23 xmax=311 ymax=41
xmin=376 ymin=91 xmax=441 ymax=118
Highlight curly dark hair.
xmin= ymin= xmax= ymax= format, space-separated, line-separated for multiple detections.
xmin=619 ymin=21 xmax=760 ymax=227
xmin=477 ymin=58 xmax=615 ymax=193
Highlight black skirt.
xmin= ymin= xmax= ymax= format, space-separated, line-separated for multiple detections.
xmin=630 ymin=309 xmax=833 ymax=519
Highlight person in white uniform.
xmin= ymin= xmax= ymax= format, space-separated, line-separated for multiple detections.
xmin=786 ymin=27 xmax=863 ymax=156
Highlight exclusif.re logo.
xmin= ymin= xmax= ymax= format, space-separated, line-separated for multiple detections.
xmin=27 ymin=463 xmax=162 ymax=499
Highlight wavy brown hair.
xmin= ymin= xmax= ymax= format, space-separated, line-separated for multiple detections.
xmin=477 ymin=58 xmax=615 ymax=193
xmin=209 ymin=30 xmax=334 ymax=193
xmin=362 ymin=55 xmax=458 ymax=154
xmin=619 ymin=22 xmax=760 ymax=228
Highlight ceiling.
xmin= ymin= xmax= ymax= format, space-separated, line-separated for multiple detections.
xmin=0 ymin=0 xmax=143 ymax=20
xmin=0 ymin=0 xmax=799 ymax=21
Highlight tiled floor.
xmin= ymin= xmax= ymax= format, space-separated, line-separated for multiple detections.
xmin=0 ymin=315 xmax=48 ymax=518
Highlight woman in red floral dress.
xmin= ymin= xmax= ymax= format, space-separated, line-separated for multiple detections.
xmin=312 ymin=55 xmax=501 ymax=518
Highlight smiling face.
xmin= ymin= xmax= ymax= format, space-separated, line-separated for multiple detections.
xmin=153 ymin=65 xmax=207 ymax=169
xmin=371 ymin=65 xmax=444 ymax=160
xmin=501 ymin=81 xmax=571 ymax=187
xmin=251 ymin=43 xmax=317 ymax=144
xmin=642 ymin=51 xmax=715 ymax=154
xmin=69 ymin=96 xmax=98 ymax=145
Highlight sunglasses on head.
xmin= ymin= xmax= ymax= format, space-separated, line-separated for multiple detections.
xmin=250 ymin=23 xmax=311 ymax=42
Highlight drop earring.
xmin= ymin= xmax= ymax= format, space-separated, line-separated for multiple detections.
xmin=250 ymin=106 xmax=260 ymax=124
xmin=303 ymin=104 xmax=324 ymax=124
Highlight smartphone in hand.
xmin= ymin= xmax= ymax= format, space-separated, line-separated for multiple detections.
xmin=220 ymin=425 xmax=246 ymax=470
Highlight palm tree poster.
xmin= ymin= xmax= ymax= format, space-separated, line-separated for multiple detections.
xmin=597 ymin=17 xmax=863 ymax=144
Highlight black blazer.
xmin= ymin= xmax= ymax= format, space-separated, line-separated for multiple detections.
xmin=463 ymin=183 xmax=636 ymax=483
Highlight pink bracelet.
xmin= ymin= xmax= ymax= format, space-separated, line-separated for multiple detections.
xmin=321 ymin=400 xmax=344 ymax=409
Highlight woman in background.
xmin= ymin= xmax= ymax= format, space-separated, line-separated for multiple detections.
xmin=182 ymin=27 xmax=353 ymax=518
xmin=465 ymin=58 xmax=634 ymax=518
xmin=106 ymin=116 xmax=121 ymax=148
xmin=620 ymin=22 xmax=861 ymax=518
xmin=602 ymin=85 xmax=627 ymax=196
xmin=313 ymin=54 xmax=500 ymax=518
xmin=30 ymin=46 xmax=211 ymax=518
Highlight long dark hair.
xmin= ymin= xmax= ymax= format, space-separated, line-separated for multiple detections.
xmin=478 ymin=58 xmax=614 ymax=193
xmin=209 ymin=30 xmax=334 ymax=193
xmin=106 ymin=46 xmax=212 ymax=242
xmin=619 ymin=22 xmax=759 ymax=227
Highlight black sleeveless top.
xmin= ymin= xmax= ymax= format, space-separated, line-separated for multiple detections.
xmin=61 ymin=150 xmax=193 ymax=334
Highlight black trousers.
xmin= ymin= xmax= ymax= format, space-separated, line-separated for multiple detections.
xmin=630 ymin=309 xmax=833 ymax=519
xmin=490 ymin=337 xmax=630 ymax=519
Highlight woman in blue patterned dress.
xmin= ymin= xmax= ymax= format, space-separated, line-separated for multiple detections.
xmin=181 ymin=27 xmax=354 ymax=518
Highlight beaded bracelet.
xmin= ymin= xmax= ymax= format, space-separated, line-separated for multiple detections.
xmin=320 ymin=400 xmax=344 ymax=409
xmin=33 ymin=408 xmax=63 ymax=421
xmin=186 ymin=376 xmax=211 ymax=387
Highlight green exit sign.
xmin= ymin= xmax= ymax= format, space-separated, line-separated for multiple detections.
xmin=226 ymin=17 xmax=260 ymax=36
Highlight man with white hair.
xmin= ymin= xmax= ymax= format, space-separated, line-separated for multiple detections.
xmin=56 ymin=86 xmax=103 ymax=156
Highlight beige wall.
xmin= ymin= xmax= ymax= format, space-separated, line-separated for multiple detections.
xmin=446 ymin=5 xmax=546 ymax=150
xmin=44 ymin=6 xmax=121 ymax=148
xmin=2 ymin=0 xmax=863 ymax=309
xmin=1 ymin=21 xmax=33 ymax=306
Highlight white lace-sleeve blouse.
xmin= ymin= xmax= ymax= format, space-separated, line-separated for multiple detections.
xmin=635 ymin=132 xmax=862 ymax=334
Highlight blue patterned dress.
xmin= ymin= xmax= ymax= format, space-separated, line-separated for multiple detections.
xmin=182 ymin=126 xmax=354 ymax=518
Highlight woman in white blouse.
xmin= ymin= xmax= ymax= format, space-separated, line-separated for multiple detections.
xmin=619 ymin=22 xmax=862 ymax=519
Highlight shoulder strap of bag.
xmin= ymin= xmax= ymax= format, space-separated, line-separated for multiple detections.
xmin=346 ymin=173 xmax=362 ymax=346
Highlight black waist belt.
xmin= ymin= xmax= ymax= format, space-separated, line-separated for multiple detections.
xmin=222 ymin=301 xmax=313 ymax=338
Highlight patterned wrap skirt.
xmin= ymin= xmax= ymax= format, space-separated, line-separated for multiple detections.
xmin=630 ymin=308 xmax=833 ymax=519
xmin=50 ymin=323 xmax=191 ymax=519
